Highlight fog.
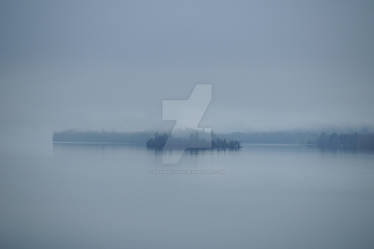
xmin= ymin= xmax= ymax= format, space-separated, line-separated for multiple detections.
xmin=1 ymin=0 xmax=374 ymax=151
xmin=1 ymin=2 xmax=374 ymax=248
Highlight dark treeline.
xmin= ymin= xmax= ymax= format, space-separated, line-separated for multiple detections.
xmin=316 ymin=132 xmax=374 ymax=151
xmin=146 ymin=133 xmax=241 ymax=150
xmin=53 ymin=130 xmax=374 ymax=151
xmin=221 ymin=131 xmax=318 ymax=144
xmin=54 ymin=130 xmax=318 ymax=145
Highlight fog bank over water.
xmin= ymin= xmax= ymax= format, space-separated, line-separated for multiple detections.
xmin=1 ymin=0 xmax=374 ymax=149
xmin=1 ymin=2 xmax=374 ymax=248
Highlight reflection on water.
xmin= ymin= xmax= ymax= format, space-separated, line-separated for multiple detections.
xmin=1 ymin=143 xmax=374 ymax=249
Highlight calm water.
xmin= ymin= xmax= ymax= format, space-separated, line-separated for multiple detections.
xmin=1 ymin=144 xmax=374 ymax=249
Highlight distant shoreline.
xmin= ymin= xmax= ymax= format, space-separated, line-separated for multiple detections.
xmin=52 ymin=130 xmax=374 ymax=151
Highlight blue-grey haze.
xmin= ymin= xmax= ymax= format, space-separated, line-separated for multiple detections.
xmin=1 ymin=0 xmax=374 ymax=145
xmin=1 ymin=1 xmax=374 ymax=248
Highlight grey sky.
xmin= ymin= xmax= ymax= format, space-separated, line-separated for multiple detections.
xmin=1 ymin=0 xmax=374 ymax=139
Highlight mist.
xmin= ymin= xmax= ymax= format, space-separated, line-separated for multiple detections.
xmin=2 ymin=2 xmax=374 ymax=248
xmin=1 ymin=0 xmax=374 ymax=149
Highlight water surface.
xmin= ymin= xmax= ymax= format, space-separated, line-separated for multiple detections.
xmin=1 ymin=144 xmax=374 ymax=249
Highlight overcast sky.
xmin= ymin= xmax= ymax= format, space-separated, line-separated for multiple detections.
xmin=1 ymin=0 xmax=374 ymax=144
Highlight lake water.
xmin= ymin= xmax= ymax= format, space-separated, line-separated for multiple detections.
xmin=1 ymin=144 xmax=374 ymax=249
